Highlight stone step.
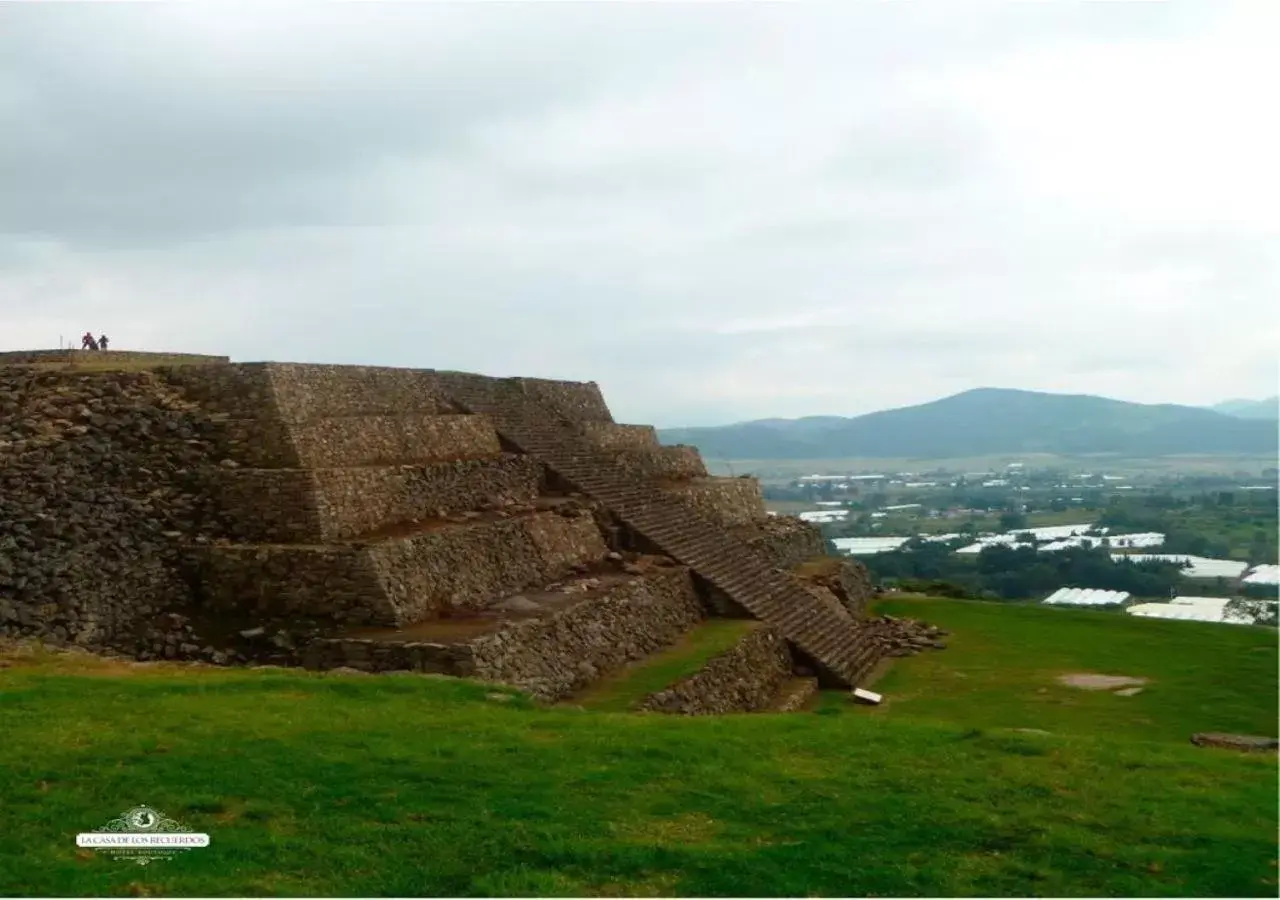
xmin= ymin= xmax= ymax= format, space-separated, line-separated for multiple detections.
xmin=438 ymin=381 xmax=870 ymax=686
xmin=188 ymin=510 xmax=609 ymax=627
xmin=305 ymin=567 xmax=704 ymax=701
xmin=213 ymin=454 xmax=542 ymax=543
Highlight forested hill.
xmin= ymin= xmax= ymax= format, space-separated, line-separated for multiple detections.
xmin=657 ymin=388 xmax=1280 ymax=459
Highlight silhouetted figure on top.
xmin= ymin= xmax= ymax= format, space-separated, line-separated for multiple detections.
xmin=81 ymin=332 xmax=98 ymax=351
xmin=98 ymin=334 xmax=109 ymax=351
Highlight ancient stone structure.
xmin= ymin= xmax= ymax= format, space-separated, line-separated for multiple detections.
xmin=0 ymin=351 xmax=884 ymax=711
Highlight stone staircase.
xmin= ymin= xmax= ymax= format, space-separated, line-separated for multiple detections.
xmin=438 ymin=374 xmax=876 ymax=687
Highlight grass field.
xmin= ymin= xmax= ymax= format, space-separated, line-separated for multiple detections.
xmin=1 ymin=601 xmax=1276 ymax=897
xmin=825 ymin=597 xmax=1278 ymax=742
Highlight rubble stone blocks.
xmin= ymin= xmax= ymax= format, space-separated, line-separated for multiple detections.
xmin=1 ymin=353 xmax=893 ymax=712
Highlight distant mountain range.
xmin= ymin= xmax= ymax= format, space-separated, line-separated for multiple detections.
xmin=1209 ymin=397 xmax=1278 ymax=420
xmin=657 ymin=388 xmax=1280 ymax=460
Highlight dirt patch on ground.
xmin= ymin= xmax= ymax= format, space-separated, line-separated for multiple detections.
xmin=1057 ymin=673 xmax=1148 ymax=691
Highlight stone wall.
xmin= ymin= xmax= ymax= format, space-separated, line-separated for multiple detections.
xmin=469 ymin=567 xmax=704 ymax=699
xmin=186 ymin=544 xmax=387 ymax=624
xmin=190 ymin=509 xmax=609 ymax=626
xmin=156 ymin=363 xmax=298 ymax=467
xmin=788 ymin=556 xmax=876 ymax=621
xmin=0 ymin=368 xmax=228 ymax=647
xmin=215 ymin=455 xmax=543 ymax=543
xmin=638 ymin=624 xmax=793 ymax=714
xmin=662 ymin=476 xmax=767 ymax=526
xmin=263 ymin=363 xmax=454 ymax=422
xmin=835 ymin=559 xmax=876 ymax=619
xmin=313 ymin=456 xmax=543 ymax=541
xmin=609 ymin=446 xmax=707 ymax=482
xmin=732 ymin=516 xmax=827 ymax=570
xmin=367 ymin=510 xmax=609 ymax=624
xmin=513 ymin=377 xmax=614 ymax=423
xmin=302 ymin=567 xmax=705 ymax=701
xmin=578 ymin=422 xmax=659 ymax=452
xmin=285 ymin=414 xmax=501 ymax=468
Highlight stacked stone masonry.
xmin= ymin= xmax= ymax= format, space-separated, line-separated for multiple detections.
xmin=1 ymin=355 xmax=888 ymax=703
xmin=435 ymin=373 xmax=879 ymax=688
xmin=731 ymin=517 xmax=829 ymax=571
xmin=215 ymin=454 xmax=543 ymax=543
xmin=0 ymin=368 xmax=230 ymax=648
xmin=577 ymin=422 xmax=659 ymax=452
xmin=639 ymin=623 xmax=794 ymax=715
xmin=305 ymin=567 xmax=704 ymax=701
xmin=658 ymin=477 xmax=768 ymax=527
xmin=189 ymin=509 xmax=608 ymax=626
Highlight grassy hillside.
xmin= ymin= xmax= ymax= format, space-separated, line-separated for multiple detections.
xmin=840 ymin=597 xmax=1278 ymax=741
xmin=660 ymin=388 xmax=1279 ymax=459
xmin=1 ymin=603 xmax=1275 ymax=897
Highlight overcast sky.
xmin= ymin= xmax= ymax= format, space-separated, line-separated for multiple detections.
xmin=2 ymin=3 xmax=1277 ymax=427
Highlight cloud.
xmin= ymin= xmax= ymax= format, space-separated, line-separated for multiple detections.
xmin=1 ymin=2 xmax=1276 ymax=428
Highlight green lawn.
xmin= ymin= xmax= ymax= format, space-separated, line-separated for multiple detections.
xmin=1 ymin=602 xmax=1276 ymax=897
xmin=825 ymin=598 xmax=1279 ymax=743
xmin=574 ymin=620 xmax=758 ymax=712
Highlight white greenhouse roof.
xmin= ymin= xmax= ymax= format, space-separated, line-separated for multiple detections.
xmin=955 ymin=534 xmax=1020 ymax=553
xmin=1244 ymin=564 xmax=1280 ymax=586
xmin=952 ymin=524 xmax=1104 ymax=555
xmin=1126 ymin=602 xmax=1254 ymax=625
xmin=798 ymin=510 xmax=849 ymax=523
xmin=831 ymin=536 xmax=911 ymax=556
xmin=1116 ymin=555 xmax=1249 ymax=580
xmin=1169 ymin=596 xmax=1231 ymax=608
xmin=1024 ymin=523 xmax=1101 ymax=540
xmin=1043 ymin=587 xmax=1131 ymax=606
xmin=1039 ymin=537 xmax=1099 ymax=553
xmin=1108 ymin=532 xmax=1166 ymax=549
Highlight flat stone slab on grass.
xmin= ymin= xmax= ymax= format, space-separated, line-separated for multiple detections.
xmin=1057 ymin=673 xmax=1148 ymax=691
xmin=1191 ymin=732 xmax=1279 ymax=753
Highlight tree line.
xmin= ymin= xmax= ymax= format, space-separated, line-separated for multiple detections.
xmin=861 ymin=541 xmax=1204 ymax=602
